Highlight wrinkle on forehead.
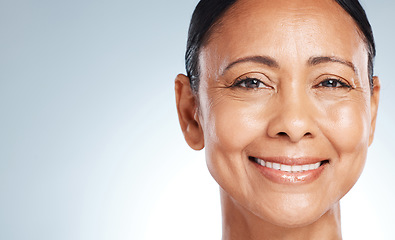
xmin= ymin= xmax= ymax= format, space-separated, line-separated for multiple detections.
xmin=206 ymin=0 xmax=360 ymax=43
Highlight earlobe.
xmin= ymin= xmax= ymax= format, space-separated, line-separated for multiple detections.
xmin=175 ymin=74 xmax=204 ymax=150
xmin=369 ymin=76 xmax=380 ymax=146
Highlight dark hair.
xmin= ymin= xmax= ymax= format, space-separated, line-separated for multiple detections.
xmin=185 ymin=0 xmax=376 ymax=93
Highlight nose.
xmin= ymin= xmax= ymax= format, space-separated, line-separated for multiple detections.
xmin=266 ymin=90 xmax=317 ymax=143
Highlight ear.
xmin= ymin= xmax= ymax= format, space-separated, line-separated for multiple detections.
xmin=369 ymin=76 xmax=380 ymax=146
xmin=175 ymin=74 xmax=204 ymax=150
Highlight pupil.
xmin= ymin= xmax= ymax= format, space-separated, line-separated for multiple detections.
xmin=248 ymin=79 xmax=258 ymax=88
xmin=326 ymin=79 xmax=336 ymax=87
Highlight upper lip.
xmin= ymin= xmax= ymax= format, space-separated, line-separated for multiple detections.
xmin=249 ymin=156 xmax=328 ymax=166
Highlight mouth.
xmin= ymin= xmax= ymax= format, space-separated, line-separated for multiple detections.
xmin=248 ymin=156 xmax=329 ymax=184
xmin=249 ymin=156 xmax=330 ymax=173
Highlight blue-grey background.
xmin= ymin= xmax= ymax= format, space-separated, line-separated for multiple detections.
xmin=0 ymin=0 xmax=393 ymax=239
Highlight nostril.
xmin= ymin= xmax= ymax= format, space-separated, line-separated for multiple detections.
xmin=304 ymin=132 xmax=313 ymax=137
xmin=274 ymin=131 xmax=313 ymax=141
xmin=277 ymin=132 xmax=287 ymax=137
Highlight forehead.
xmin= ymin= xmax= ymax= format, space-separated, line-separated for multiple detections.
xmin=223 ymin=0 xmax=351 ymax=21
xmin=200 ymin=0 xmax=367 ymax=77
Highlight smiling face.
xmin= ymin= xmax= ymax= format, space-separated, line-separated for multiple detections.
xmin=176 ymin=0 xmax=380 ymax=228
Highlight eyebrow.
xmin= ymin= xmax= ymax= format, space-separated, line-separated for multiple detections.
xmin=222 ymin=55 xmax=357 ymax=75
xmin=223 ymin=55 xmax=279 ymax=73
xmin=308 ymin=56 xmax=357 ymax=74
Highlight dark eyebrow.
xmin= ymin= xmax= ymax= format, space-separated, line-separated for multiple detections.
xmin=308 ymin=56 xmax=357 ymax=74
xmin=223 ymin=55 xmax=279 ymax=74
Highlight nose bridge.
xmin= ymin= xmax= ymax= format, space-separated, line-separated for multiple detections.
xmin=267 ymin=81 xmax=315 ymax=142
xmin=282 ymin=83 xmax=308 ymax=118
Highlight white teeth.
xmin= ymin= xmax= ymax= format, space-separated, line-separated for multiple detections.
xmin=291 ymin=165 xmax=302 ymax=172
xmin=272 ymin=163 xmax=281 ymax=170
xmin=302 ymin=164 xmax=310 ymax=171
xmin=254 ymin=158 xmax=323 ymax=173
xmin=281 ymin=164 xmax=292 ymax=172
xmin=259 ymin=159 xmax=265 ymax=167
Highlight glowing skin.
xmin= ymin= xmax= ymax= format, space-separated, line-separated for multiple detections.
xmin=175 ymin=0 xmax=380 ymax=239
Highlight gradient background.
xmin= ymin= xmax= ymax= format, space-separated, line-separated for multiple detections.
xmin=0 ymin=0 xmax=394 ymax=239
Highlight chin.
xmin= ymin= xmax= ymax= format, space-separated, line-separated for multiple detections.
xmin=249 ymin=194 xmax=335 ymax=228
xmin=266 ymin=208 xmax=327 ymax=228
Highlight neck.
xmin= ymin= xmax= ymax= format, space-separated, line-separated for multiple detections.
xmin=220 ymin=189 xmax=342 ymax=240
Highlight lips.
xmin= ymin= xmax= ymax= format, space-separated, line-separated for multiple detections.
xmin=249 ymin=156 xmax=329 ymax=184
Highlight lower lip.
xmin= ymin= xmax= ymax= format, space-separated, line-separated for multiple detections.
xmin=252 ymin=161 xmax=327 ymax=184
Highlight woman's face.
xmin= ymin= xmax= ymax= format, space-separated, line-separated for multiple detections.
xmin=178 ymin=0 xmax=380 ymax=227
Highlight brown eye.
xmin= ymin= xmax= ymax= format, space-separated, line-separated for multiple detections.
xmin=235 ymin=78 xmax=266 ymax=89
xmin=318 ymin=79 xmax=351 ymax=88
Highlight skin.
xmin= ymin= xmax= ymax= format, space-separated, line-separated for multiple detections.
xmin=175 ymin=0 xmax=380 ymax=239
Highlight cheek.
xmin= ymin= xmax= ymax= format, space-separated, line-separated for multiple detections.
xmin=323 ymin=99 xmax=371 ymax=195
xmin=204 ymin=100 xmax=263 ymax=153
xmin=324 ymin=100 xmax=370 ymax=155
xmin=201 ymin=98 xmax=264 ymax=192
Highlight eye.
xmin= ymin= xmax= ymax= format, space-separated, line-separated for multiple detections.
xmin=317 ymin=78 xmax=351 ymax=88
xmin=233 ymin=78 xmax=267 ymax=89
